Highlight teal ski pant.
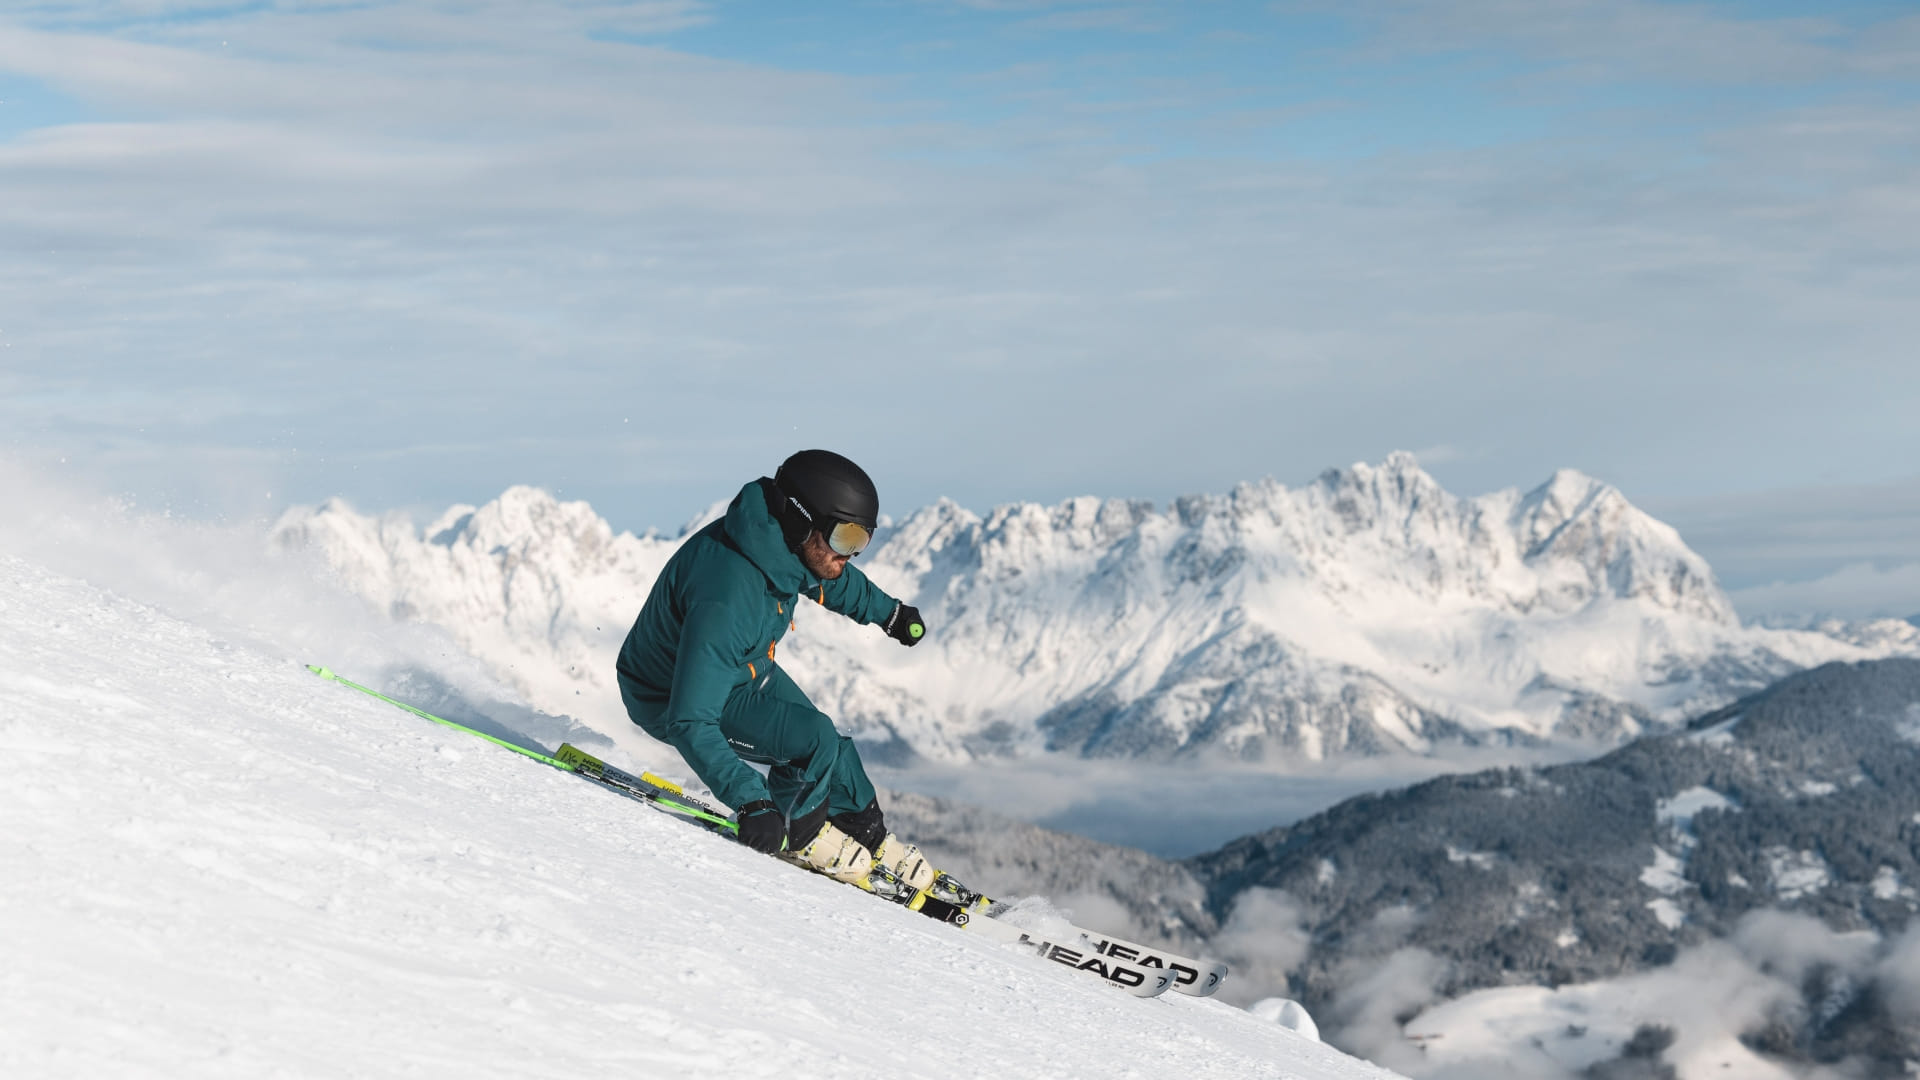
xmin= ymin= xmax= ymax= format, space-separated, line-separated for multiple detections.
xmin=715 ymin=664 xmax=877 ymax=823
xmin=718 ymin=661 xmax=875 ymax=818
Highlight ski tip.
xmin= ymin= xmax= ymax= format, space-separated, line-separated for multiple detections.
xmin=307 ymin=665 xmax=335 ymax=680
xmin=1129 ymin=967 xmax=1179 ymax=998
xmin=1172 ymin=962 xmax=1232 ymax=998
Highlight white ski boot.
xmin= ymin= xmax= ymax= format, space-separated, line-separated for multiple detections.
xmin=781 ymin=822 xmax=874 ymax=885
xmin=872 ymin=834 xmax=938 ymax=892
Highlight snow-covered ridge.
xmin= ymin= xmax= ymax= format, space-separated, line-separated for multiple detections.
xmin=0 ymin=549 xmax=1391 ymax=1079
xmin=270 ymin=454 xmax=1920 ymax=764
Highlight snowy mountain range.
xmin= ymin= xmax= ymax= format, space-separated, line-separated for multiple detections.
xmin=270 ymin=453 xmax=1919 ymax=772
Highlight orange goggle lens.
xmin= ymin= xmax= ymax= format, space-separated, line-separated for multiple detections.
xmin=826 ymin=520 xmax=872 ymax=557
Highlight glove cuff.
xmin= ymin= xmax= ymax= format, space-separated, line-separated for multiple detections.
xmin=736 ymin=799 xmax=779 ymax=819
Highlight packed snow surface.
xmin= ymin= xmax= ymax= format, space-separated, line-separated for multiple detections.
xmin=0 ymin=551 xmax=1399 ymax=1080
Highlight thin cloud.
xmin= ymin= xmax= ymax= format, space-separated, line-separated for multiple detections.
xmin=1 ymin=1 xmax=1916 ymax=627
xmin=16 ymin=0 xmax=714 ymax=37
xmin=1012 ymin=7 xmax=1168 ymax=34
xmin=1209 ymin=887 xmax=1315 ymax=1004
xmin=1877 ymin=923 xmax=1920 ymax=1024
xmin=1652 ymin=475 xmax=1920 ymax=599
xmin=1326 ymin=945 xmax=1450 ymax=1072
xmin=1306 ymin=0 xmax=1914 ymax=85
xmin=1730 ymin=563 xmax=1920 ymax=623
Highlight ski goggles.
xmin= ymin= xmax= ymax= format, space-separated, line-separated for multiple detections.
xmin=823 ymin=520 xmax=872 ymax=558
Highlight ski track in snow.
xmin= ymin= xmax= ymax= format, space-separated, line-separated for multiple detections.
xmin=0 ymin=552 xmax=1400 ymax=1080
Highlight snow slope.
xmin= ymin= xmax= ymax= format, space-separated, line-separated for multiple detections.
xmin=0 ymin=550 xmax=1398 ymax=1080
xmin=271 ymin=454 xmax=1919 ymax=765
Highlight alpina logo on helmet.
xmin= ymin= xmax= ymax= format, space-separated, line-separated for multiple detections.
xmin=786 ymin=493 xmax=866 ymax=555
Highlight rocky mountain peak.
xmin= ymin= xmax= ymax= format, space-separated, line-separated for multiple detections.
xmin=1309 ymin=453 xmax=1455 ymax=537
xmin=465 ymin=487 xmax=610 ymax=552
xmin=274 ymin=458 xmax=1914 ymax=765
xmin=1507 ymin=470 xmax=1731 ymax=624
xmin=1512 ymin=467 xmax=1609 ymax=546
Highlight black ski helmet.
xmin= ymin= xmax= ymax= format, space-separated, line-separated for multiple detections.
xmin=775 ymin=449 xmax=879 ymax=531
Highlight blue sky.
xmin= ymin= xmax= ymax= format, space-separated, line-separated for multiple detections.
xmin=2 ymin=0 xmax=1917 ymax=617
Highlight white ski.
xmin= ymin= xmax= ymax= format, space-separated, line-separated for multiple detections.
xmin=964 ymin=906 xmax=1227 ymax=997
xmin=957 ymin=910 xmax=1178 ymax=998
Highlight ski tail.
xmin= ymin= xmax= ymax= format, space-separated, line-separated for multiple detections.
xmin=552 ymin=743 xmax=738 ymax=836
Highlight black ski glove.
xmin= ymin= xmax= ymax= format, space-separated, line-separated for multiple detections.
xmin=883 ymin=603 xmax=925 ymax=647
xmin=735 ymin=800 xmax=786 ymax=854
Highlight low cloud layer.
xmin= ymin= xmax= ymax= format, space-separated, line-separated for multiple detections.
xmin=1389 ymin=909 xmax=1920 ymax=1079
xmin=1209 ymin=887 xmax=1316 ymax=1002
xmin=1731 ymin=563 xmax=1920 ymax=624
xmin=874 ymin=742 xmax=1586 ymax=857
xmin=1328 ymin=945 xmax=1453 ymax=1074
xmin=1655 ymin=474 xmax=1920 ymax=614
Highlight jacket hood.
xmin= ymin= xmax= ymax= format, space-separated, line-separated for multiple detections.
xmin=722 ymin=479 xmax=812 ymax=595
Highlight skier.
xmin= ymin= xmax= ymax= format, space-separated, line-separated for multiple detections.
xmin=615 ymin=449 xmax=936 ymax=892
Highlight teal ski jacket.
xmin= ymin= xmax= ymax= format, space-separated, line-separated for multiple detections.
xmin=615 ymin=478 xmax=900 ymax=811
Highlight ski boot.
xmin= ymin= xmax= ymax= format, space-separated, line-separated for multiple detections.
xmin=780 ymin=822 xmax=874 ymax=885
xmin=860 ymin=835 xmax=994 ymax=923
xmin=872 ymin=834 xmax=937 ymax=892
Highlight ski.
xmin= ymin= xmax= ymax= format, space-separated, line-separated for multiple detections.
xmin=861 ymin=866 xmax=1225 ymax=997
xmin=956 ymin=910 xmax=1177 ymax=997
xmin=861 ymin=879 xmax=1174 ymax=997
xmin=550 ymin=743 xmax=1184 ymax=997
xmin=1038 ymin=923 xmax=1227 ymax=998
xmin=308 ymin=665 xmax=1224 ymax=999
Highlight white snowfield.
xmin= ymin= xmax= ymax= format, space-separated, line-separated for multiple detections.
xmin=0 ymin=552 xmax=1401 ymax=1080
xmin=270 ymin=454 xmax=1919 ymax=767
